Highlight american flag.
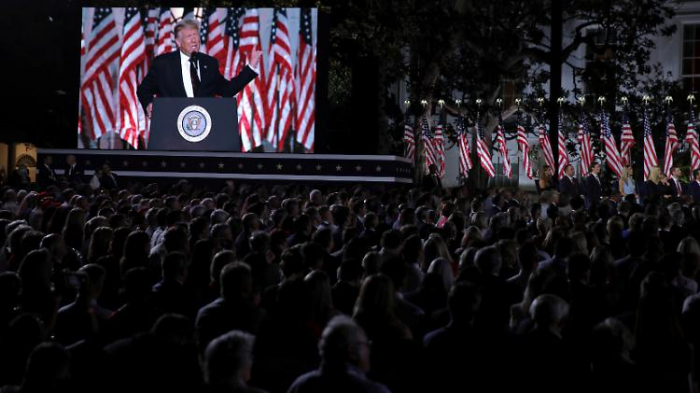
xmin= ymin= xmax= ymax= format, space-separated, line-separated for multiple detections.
xmin=421 ymin=117 xmax=436 ymax=173
xmin=81 ymin=8 xmax=119 ymax=141
xmin=577 ymin=108 xmax=593 ymax=176
xmin=516 ymin=111 xmax=532 ymax=179
xmin=198 ymin=9 xmax=210 ymax=53
xmin=296 ymin=9 xmax=317 ymax=151
xmin=117 ymin=7 xmax=146 ymax=149
xmin=601 ymin=111 xmax=624 ymax=177
xmin=222 ymin=8 xmax=245 ymax=80
xmin=476 ymin=117 xmax=496 ymax=178
xmin=538 ymin=116 xmax=556 ymax=171
xmin=433 ymin=124 xmax=446 ymax=178
xmin=404 ymin=121 xmax=416 ymax=161
xmin=662 ymin=110 xmax=679 ymax=177
xmin=237 ymin=9 xmax=266 ymax=152
xmin=496 ymin=115 xmax=512 ymax=178
xmin=265 ymin=9 xmax=295 ymax=151
xmin=457 ymin=116 xmax=473 ymax=177
xmin=142 ymin=8 xmax=159 ymax=73
xmin=156 ymin=8 xmax=175 ymax=55
xmin=619 ymin=110 xmax=634 ymax=166
xmin=204 ymin=8 xmax=227 ymax=70
xmin=557 ymin=109 xmax=569 ymax=179
xmin=643 ymin=105 xmax=659 ymax=180
xmin=687 ymin=109 xmax=700 ymax=173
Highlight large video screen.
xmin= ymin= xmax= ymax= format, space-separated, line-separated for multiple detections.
xmin=79 ymin=7 xmax=317 ymax=152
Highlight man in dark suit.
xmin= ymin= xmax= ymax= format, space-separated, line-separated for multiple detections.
xmin=96 ymin=163 xmax=119 ymax=190
xmin=37 ymin=156 xmax=57 ymax=187
xmin=558 ymin=164 xmax=580 ymax=197
xmin=669 ymin=166 xmax=687 ymax=198
xmin=689 ymin=169 xmax=700 ymax=204
xmin=585 ymin=162 xmax=602 ymax=209
xmin=63 ymin=155 xmax=82 ymax=186
xmin=137 ymin=19 xmax=261 ymax=120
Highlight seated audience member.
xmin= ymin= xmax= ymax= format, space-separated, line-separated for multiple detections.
xmin=203 ymin=330 xmax=267 ymax=393
xmin=196 ymin=262 xmax=266 ymax=352
xmin=53 ymin=264 xmax=110 ymax=346
xmin=287 ymin=315 xmax=390 ymax=393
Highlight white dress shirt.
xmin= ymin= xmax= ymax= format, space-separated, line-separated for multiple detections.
xmin=180 ymin=51 xmax=201 ymax=98
xmin=179 ymin=50 xmax=259 ymax=98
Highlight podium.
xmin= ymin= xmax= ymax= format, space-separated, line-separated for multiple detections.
xmin=148 ymin=97 xmax=240 ymax=151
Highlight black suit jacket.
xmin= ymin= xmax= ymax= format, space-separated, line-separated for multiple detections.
xmin=690 ymin=181 xmax=700 ymax=203
xmin=37 ymin=164 xmax=57 ymax=186
xmin=585 ymin=174 xmax=602 ymax=204
xmin=64 ymin=164 xmax=83 ymax=184
xmin=669 ymin=177 xmax=687 ymax=197
xmin=137 ymin=51 xmax=258 ymax=111
xmin=558 ymin=176 xmax=579 ymax=196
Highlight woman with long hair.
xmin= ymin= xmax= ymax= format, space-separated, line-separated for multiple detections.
xmin=119 ymin=231 xmax=151 ymax=278
xmin=353 ymin=274 xmax=410 ymax=341
xmin=645 ymin=165 xmax=675 ymax=200
xmin=423 ymin=233 xmax=456 ymax=274
xmin=87 ymin=226 xmax=113 ymax=265
xmin=62 ymin=208 xmax=85 ymax=253
xmin=538 ymin=165 xmax=555 ymax=193
xmin=618 ymin=165 xmax=636 ymax=197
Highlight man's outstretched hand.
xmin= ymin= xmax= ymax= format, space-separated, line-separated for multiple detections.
xmin=249 ymin=48 xmax=262 ymax=70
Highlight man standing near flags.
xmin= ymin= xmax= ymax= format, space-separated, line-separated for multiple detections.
xmin=137 ymin=19 xmax=261 ymax=121
xmin=689 ymin=169 xmax=700 ymax=203
xmin=585 ymin=162 xmax=602 ymax=209
xmin=669 ymin=167 xmax=686 ymax=197
xmin=558 ymin=164 xmax=580 ymax=197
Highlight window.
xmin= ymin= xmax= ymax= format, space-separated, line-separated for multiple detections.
xmin=682 ymin=24 xmax=700 ymax=92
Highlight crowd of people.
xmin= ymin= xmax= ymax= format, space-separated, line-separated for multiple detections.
xmin=0 ymin=159 xmax=699 ymax=392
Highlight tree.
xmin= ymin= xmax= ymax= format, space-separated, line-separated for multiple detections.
xmin=327 ymin=0 xmax=676 ymax=184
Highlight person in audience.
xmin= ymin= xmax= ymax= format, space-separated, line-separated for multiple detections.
xmin=53 ymin=264 xmax=110 ymax=346
xmin=5 ymin=172 xmax=700 ymax=392
xmin=196 ymin=262 xmax=265 ymax=352
xmin=203 ymin=330 xmax=267 ymax=393
xmin=287 ymin=315 xmax=390 ymax=393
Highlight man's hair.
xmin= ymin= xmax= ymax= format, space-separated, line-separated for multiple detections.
xmin=204 ymin=330 xmax=255 ymax=385
xmin=589 ymin=162 xmax=599 ymax=172
xmin=694 ymin=168 xmax=700 ymax=179
xmin=220 ymin=262 xmax=252 ymax=299
xmin=174 ymin=19 xmax=200 ymax=38
xmin=318 ymin=315 xmax=365 ymax=366
xmin=162 ymin=252 xmax=188 ymax=279
xmin=530 ymin=294 xmax=569 ymax=327
xmin=474 ymin=246 xmax=501 ymax=276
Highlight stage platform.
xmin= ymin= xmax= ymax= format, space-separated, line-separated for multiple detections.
xmin=37 ymin=149 xmax=414 ymax=186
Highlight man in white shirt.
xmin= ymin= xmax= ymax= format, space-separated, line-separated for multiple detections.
xmin=137 ymin=19 xmax=262 ymax=119
xmin=670 ymin=166 xmax=686 ymax=197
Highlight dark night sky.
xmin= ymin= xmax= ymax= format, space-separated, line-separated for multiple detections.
xmin=2 ymin=0 xmax=81 ymax=147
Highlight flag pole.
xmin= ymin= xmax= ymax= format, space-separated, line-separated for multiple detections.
xmin=495 ymin=98 xmax=503 ymax=185
xmin=476 ymin=98 xmax=482 ymax=187
xmin=598 ymin=96 xmax=607 ymax=177
xmin=455 ymin=99 xmax=466 ymax=184
xmin=275 ymin=63 xmax=281 ymax=151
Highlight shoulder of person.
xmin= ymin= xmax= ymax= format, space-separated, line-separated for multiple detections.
xmin=154 ymin=51 xmax=179 ymax=64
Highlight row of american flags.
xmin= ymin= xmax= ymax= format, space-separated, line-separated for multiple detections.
xmin=403 ymin=104 xmax=700 ymax=182
xmin=80 ymin=7 xmax=317 ymax=152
